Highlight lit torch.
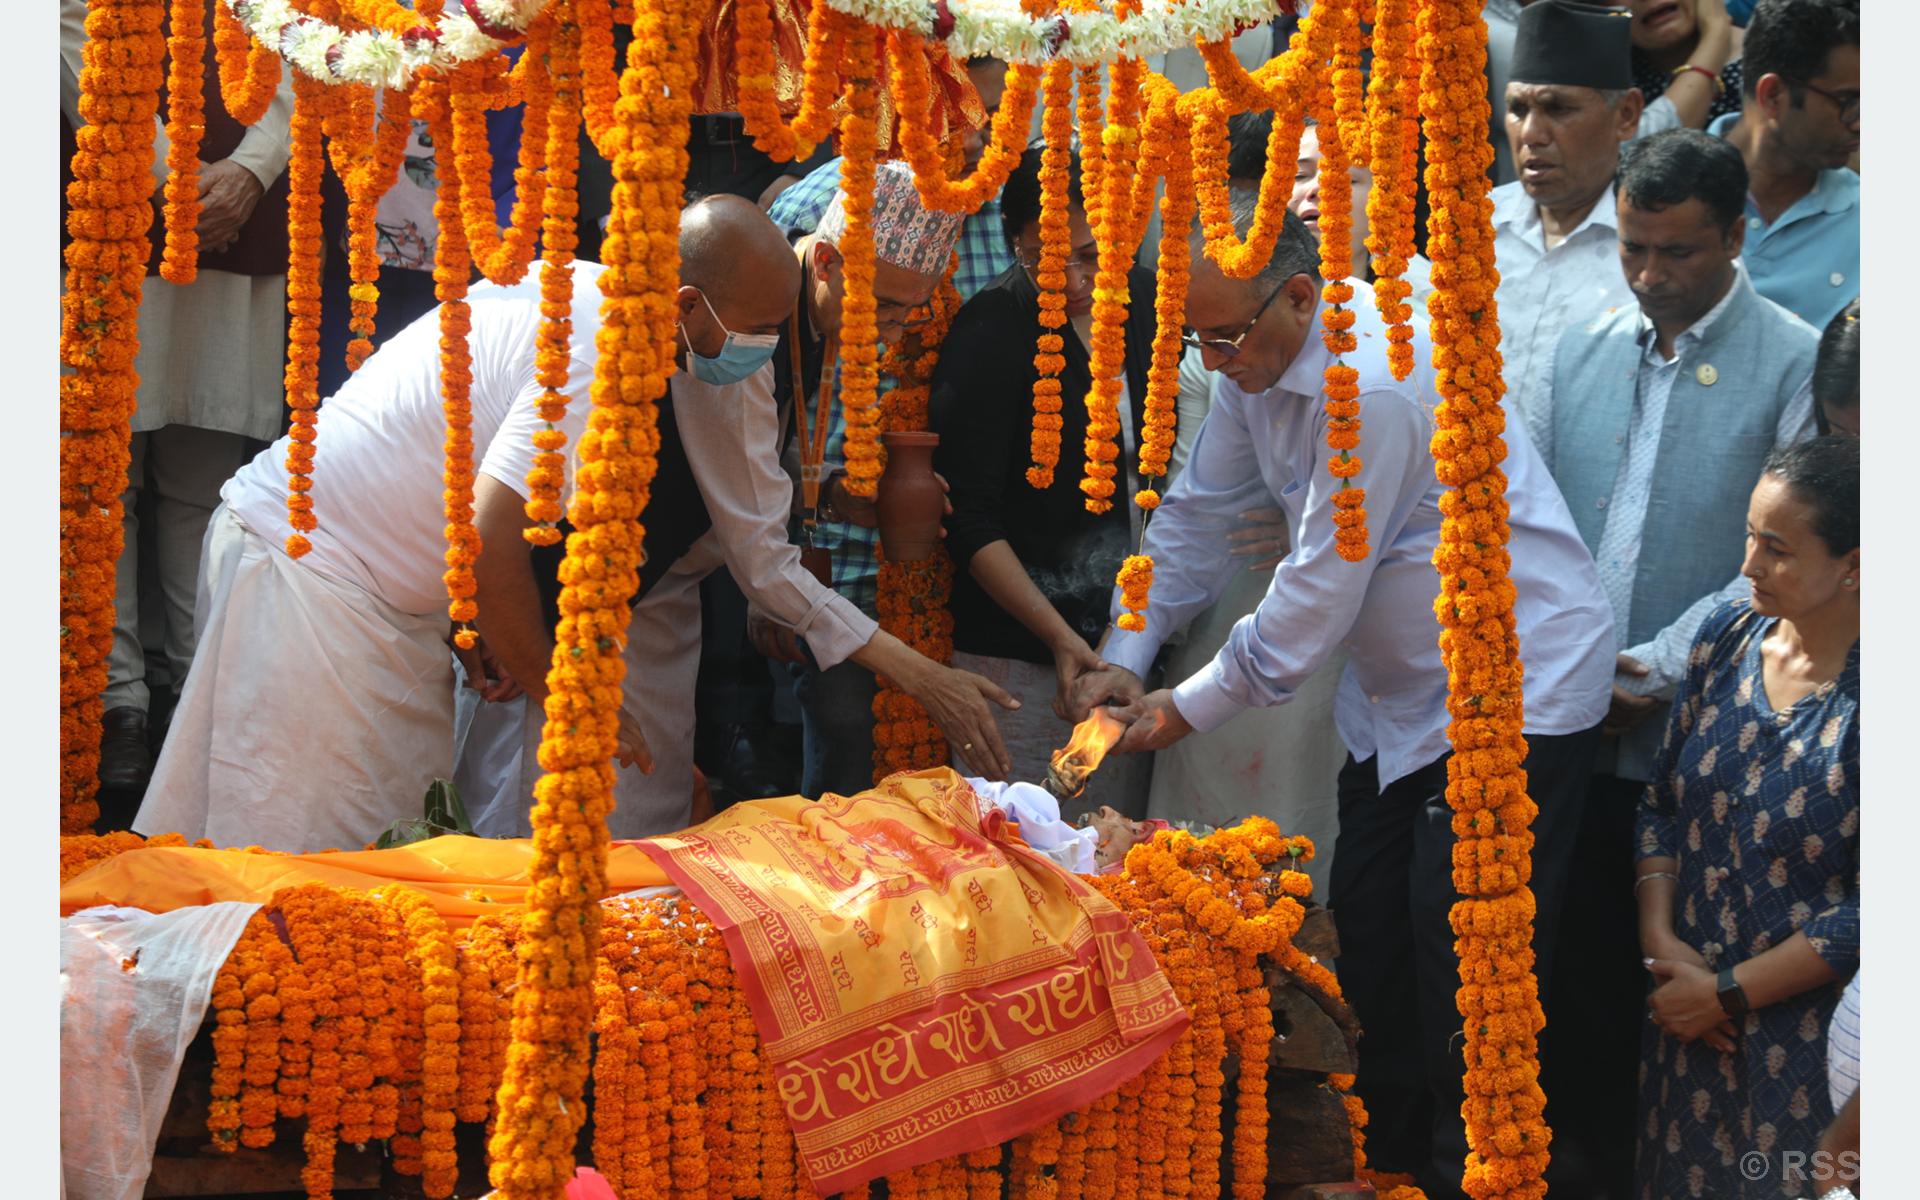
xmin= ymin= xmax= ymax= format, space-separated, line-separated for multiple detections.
xmin=1044 ymin=708 xmax=1127 ymax=800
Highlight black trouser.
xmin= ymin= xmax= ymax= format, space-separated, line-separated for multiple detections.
xmin=1328 ymin=724 xmax=1601 ymax=1200
xmin=1538 ymin=771 xmax=1646 ymax=1200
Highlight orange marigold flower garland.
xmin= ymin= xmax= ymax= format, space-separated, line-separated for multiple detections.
xmin=239 ymin=918 xmax=292 ymax=1148
xmin=832 ymin=22 xmax=885 ymax=500
xmin=735 ymin=0 xmax=845 ymax=162
xmin=1027 ymin=58 xmax=1073 ymax=491
xmin=490 ymin=0 xmax=704 ymax=1183
xmin=158 ymin=0 xmax=207 ymax=284
xmin=524 ymin=6 xmax=584 ymax=544
xmin=282 ymin=73 xmax=333 ymax=560
xmin=1365 ymin=0 xmax=1421 ymax=380
xmin=1311 ymin=12 xmax=1372 ymax=565
xmin=327 ymin=84 xmax=415 ymax=374
xmin=1132 ymin=77 xmax=1190 ymax=510
xmin=1075 ymin=62 xmax=1106 ymax=227
xmin=1419 ymin=0 xmax=1547 ymax=1195
xmin=207 ymin=915 xmax=259 ymax=1151
xmin=384 ymin=887 xmax=462 ymax=1198
xmin=449 ymin=25 xmax=550 ymax=286
xmin=1189 ymin=11 xmax=1334 ymax=281
xmin=1115 ymin=554 xmax=1152 ymax=633
xmin=890 ymin=36 xmax=1041 ymax=216
xmin=420 ymin=75 xmax=483 ymax=650
xmin=210 ymin=0 xmax=279 ymax=126
xmin=1079 ymin=49 xmax=1144 ymax=516
xmin=59 ymin=0 xmax=166 ymax=833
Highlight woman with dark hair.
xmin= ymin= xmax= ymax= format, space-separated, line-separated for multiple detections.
xmin=1813 ymin=297 xmax=1859 ymax=438
xmin=1634 ymin=436 xmax=1859 ymax=1200
xmin=928 ymin=145 xmax=1158 ymax=814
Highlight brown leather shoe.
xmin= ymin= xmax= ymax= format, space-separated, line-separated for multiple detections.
xmin=98 ymin=705 xmax=153 ymax=791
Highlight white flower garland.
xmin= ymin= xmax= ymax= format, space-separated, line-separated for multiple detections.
xmin=228 ymin=0 xmax=1283 ymax=81
xmin=222 ymin=0 xmax=551 ymax=89
xmin=841 ymin=0 xmax=1286 ymax=65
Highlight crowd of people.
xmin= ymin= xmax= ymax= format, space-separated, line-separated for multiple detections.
xmin=60 ymin=0 xmax=1861 ymax=1197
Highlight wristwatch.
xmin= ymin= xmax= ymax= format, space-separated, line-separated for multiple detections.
xmin=1716 ymin=967 xmax=1750 ymax=1020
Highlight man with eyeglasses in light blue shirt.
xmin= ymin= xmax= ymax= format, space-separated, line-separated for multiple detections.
xmin=1710 ymin=0 xmax=1859 ymax=332
xmin=1063 ymin=192 xmax=1615 ymax=1199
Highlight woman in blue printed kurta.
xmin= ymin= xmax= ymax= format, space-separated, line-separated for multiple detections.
xmin=1633 ymin=440 xmax=1859 ymax=1200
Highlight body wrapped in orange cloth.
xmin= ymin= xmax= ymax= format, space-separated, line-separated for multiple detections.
xmin=61 ymin=769 xmax=1188 ymax=1195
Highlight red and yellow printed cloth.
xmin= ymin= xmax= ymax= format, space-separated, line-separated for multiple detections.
xmin=632 ymin=768 xmax=1189 ymax=1194
xmin=60 ymin=770 xmax=1188 ymax=1193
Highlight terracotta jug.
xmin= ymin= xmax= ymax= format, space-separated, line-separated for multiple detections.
xmin=876 ymin=431 xmax=944 ymax=562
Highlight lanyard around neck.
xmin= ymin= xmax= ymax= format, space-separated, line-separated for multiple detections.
xmin=789 ymin=301 xmax=837 ymax=525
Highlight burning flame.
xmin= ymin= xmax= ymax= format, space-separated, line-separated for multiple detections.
xmin=1048 ymin=709 xmax=1126 ymax=797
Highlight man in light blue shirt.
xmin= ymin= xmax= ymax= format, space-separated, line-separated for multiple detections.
xmin=1710 ymin=0 xmax=1858 ymax=331
xmin=1066 ymin=194 xmax=1613 ymax=1198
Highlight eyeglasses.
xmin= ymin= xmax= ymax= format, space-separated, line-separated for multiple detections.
xmin=1783 ymin=75 xmax=1860 ymax=124
xmin=875 ymin=296 xmax=937 ymax=329
xmin=1180 ymin=278 xmax=1292 ymax=359
xmin=1016 ymin=246 xmax=1103 ymax=277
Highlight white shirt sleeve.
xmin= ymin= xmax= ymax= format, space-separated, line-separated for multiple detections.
xmin=227 ymin=71 xmax=297 ymax=190
xmin=1634 ymin=95 xmax=1685 ymax=141
xmin=671 ymin=367 xmax=879 ymax=670
xmin=1167 ymin=385 xmax=1437 ymax=732
xmin=1101 ymin=380 xmax=1268 ymax=684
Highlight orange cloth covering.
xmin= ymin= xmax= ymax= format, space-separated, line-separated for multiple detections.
xmin=60 ymin=836 xmax=673 ymax=931
xmin=633 ymin=769 xmax=1189 ymax=1195
xmin=61 ymin=770 xmax=1188 ymax=1193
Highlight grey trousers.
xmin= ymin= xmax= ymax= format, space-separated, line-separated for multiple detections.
xmin=104 ymin=426 xmax=254 ymax=712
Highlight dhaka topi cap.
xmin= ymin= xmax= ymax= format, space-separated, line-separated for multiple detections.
xmin=816 ymin=161 xmax=966 ymax=276
xmin=1511 ymin=0 xmax=1635 ymax=91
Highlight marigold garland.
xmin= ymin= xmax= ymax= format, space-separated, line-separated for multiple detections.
xmin=832 ymin=21 xmax=886 ymax=499
xmin=1312 ymin=1 xmax=1371 ymax=563
xmin=736 ymin=0 xmax=846 ymax=162
xmin=282 ymin=72 xmax=333 ymax=560
xmin=890 ymin=34 xmax=1041 ymax=215
xmin=210 ymin=0 xmax=280 ymax=125
xmin=1078 ymin=48 xmax=1142 ymax=516
xmin=1026 ymin=58 xmax=1073 ymax=491
xmin=1115 ymin=553 xmax=1152 ymax=633
xmin=59 ymin=0 xmax=167 ymax=833
xmin=383 ymin=887 xmax=463 ymax=1197
xmin=522 ymin=2 xmax=582 ymax=544
xmin=1419 ymin=0 xmax=1546 ymax=1195
xmin=1074 ymin=62 xmax=1105 ymax=226
xmin=158 ymin=0 xmax=207 ymax=283
xmin=485 ymin=0 xmax=705 ymax=1184
xmin=1365 ymin=0 xmax=1420 ymax=380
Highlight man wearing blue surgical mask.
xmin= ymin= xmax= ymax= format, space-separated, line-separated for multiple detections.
xmin=455 ymin=194 xmax=1018 ymax=837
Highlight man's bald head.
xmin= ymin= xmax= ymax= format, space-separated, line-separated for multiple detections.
xmin=676 ymin=194 xmax=800 ymax=358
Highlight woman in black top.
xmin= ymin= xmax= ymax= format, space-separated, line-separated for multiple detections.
xmin=930 ymin=146 xmax=1157 ymax=816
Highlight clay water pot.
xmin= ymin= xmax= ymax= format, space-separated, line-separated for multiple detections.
xmin=876 ymin=431 xmax=944 ymax=562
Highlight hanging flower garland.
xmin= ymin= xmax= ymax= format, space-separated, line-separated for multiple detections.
xmin=323 ymin=80 xmax=415 ymax=372
xmin=487 ymin=0 xmax=704 ymax=1182
xmin=282 ymin=72 xmax=334 ymax=559
xmin=523 ymin=0 xmax=583 ymax=544
xmin=1078 ymin=45 xmax=1142 ymax=515
xmin=212 ymin=0 xmax=282 ymax=123
xmin=1074 ymin=61 xmax=1104 ymax=226
xmin=890 ymin=36 xmax=1040 ymax=216
xmin=59 ymin=0 xmax=167 ymax=832
xmin=1365 ymin=0 xmax=1420 ymax=380
xmin=1027 ymin=58 xmax=1073 ymax=491
xmin=1312 ymin=0 xmax=1370 ymax=564
xmin=1132 ymin=74 xmax=1188 ymax=507
xmin=1419 ymin=0 xmax=1546 ymax=1195
xmin=735 ymin=0 xmax=846 ymax=162
xmin=831 ymin=21 xmax=886 ymax=499
xmin=159 ymin=0 xmax=209 ymax=282
xmin=448 ymin=13 xmax=551 ymax=285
